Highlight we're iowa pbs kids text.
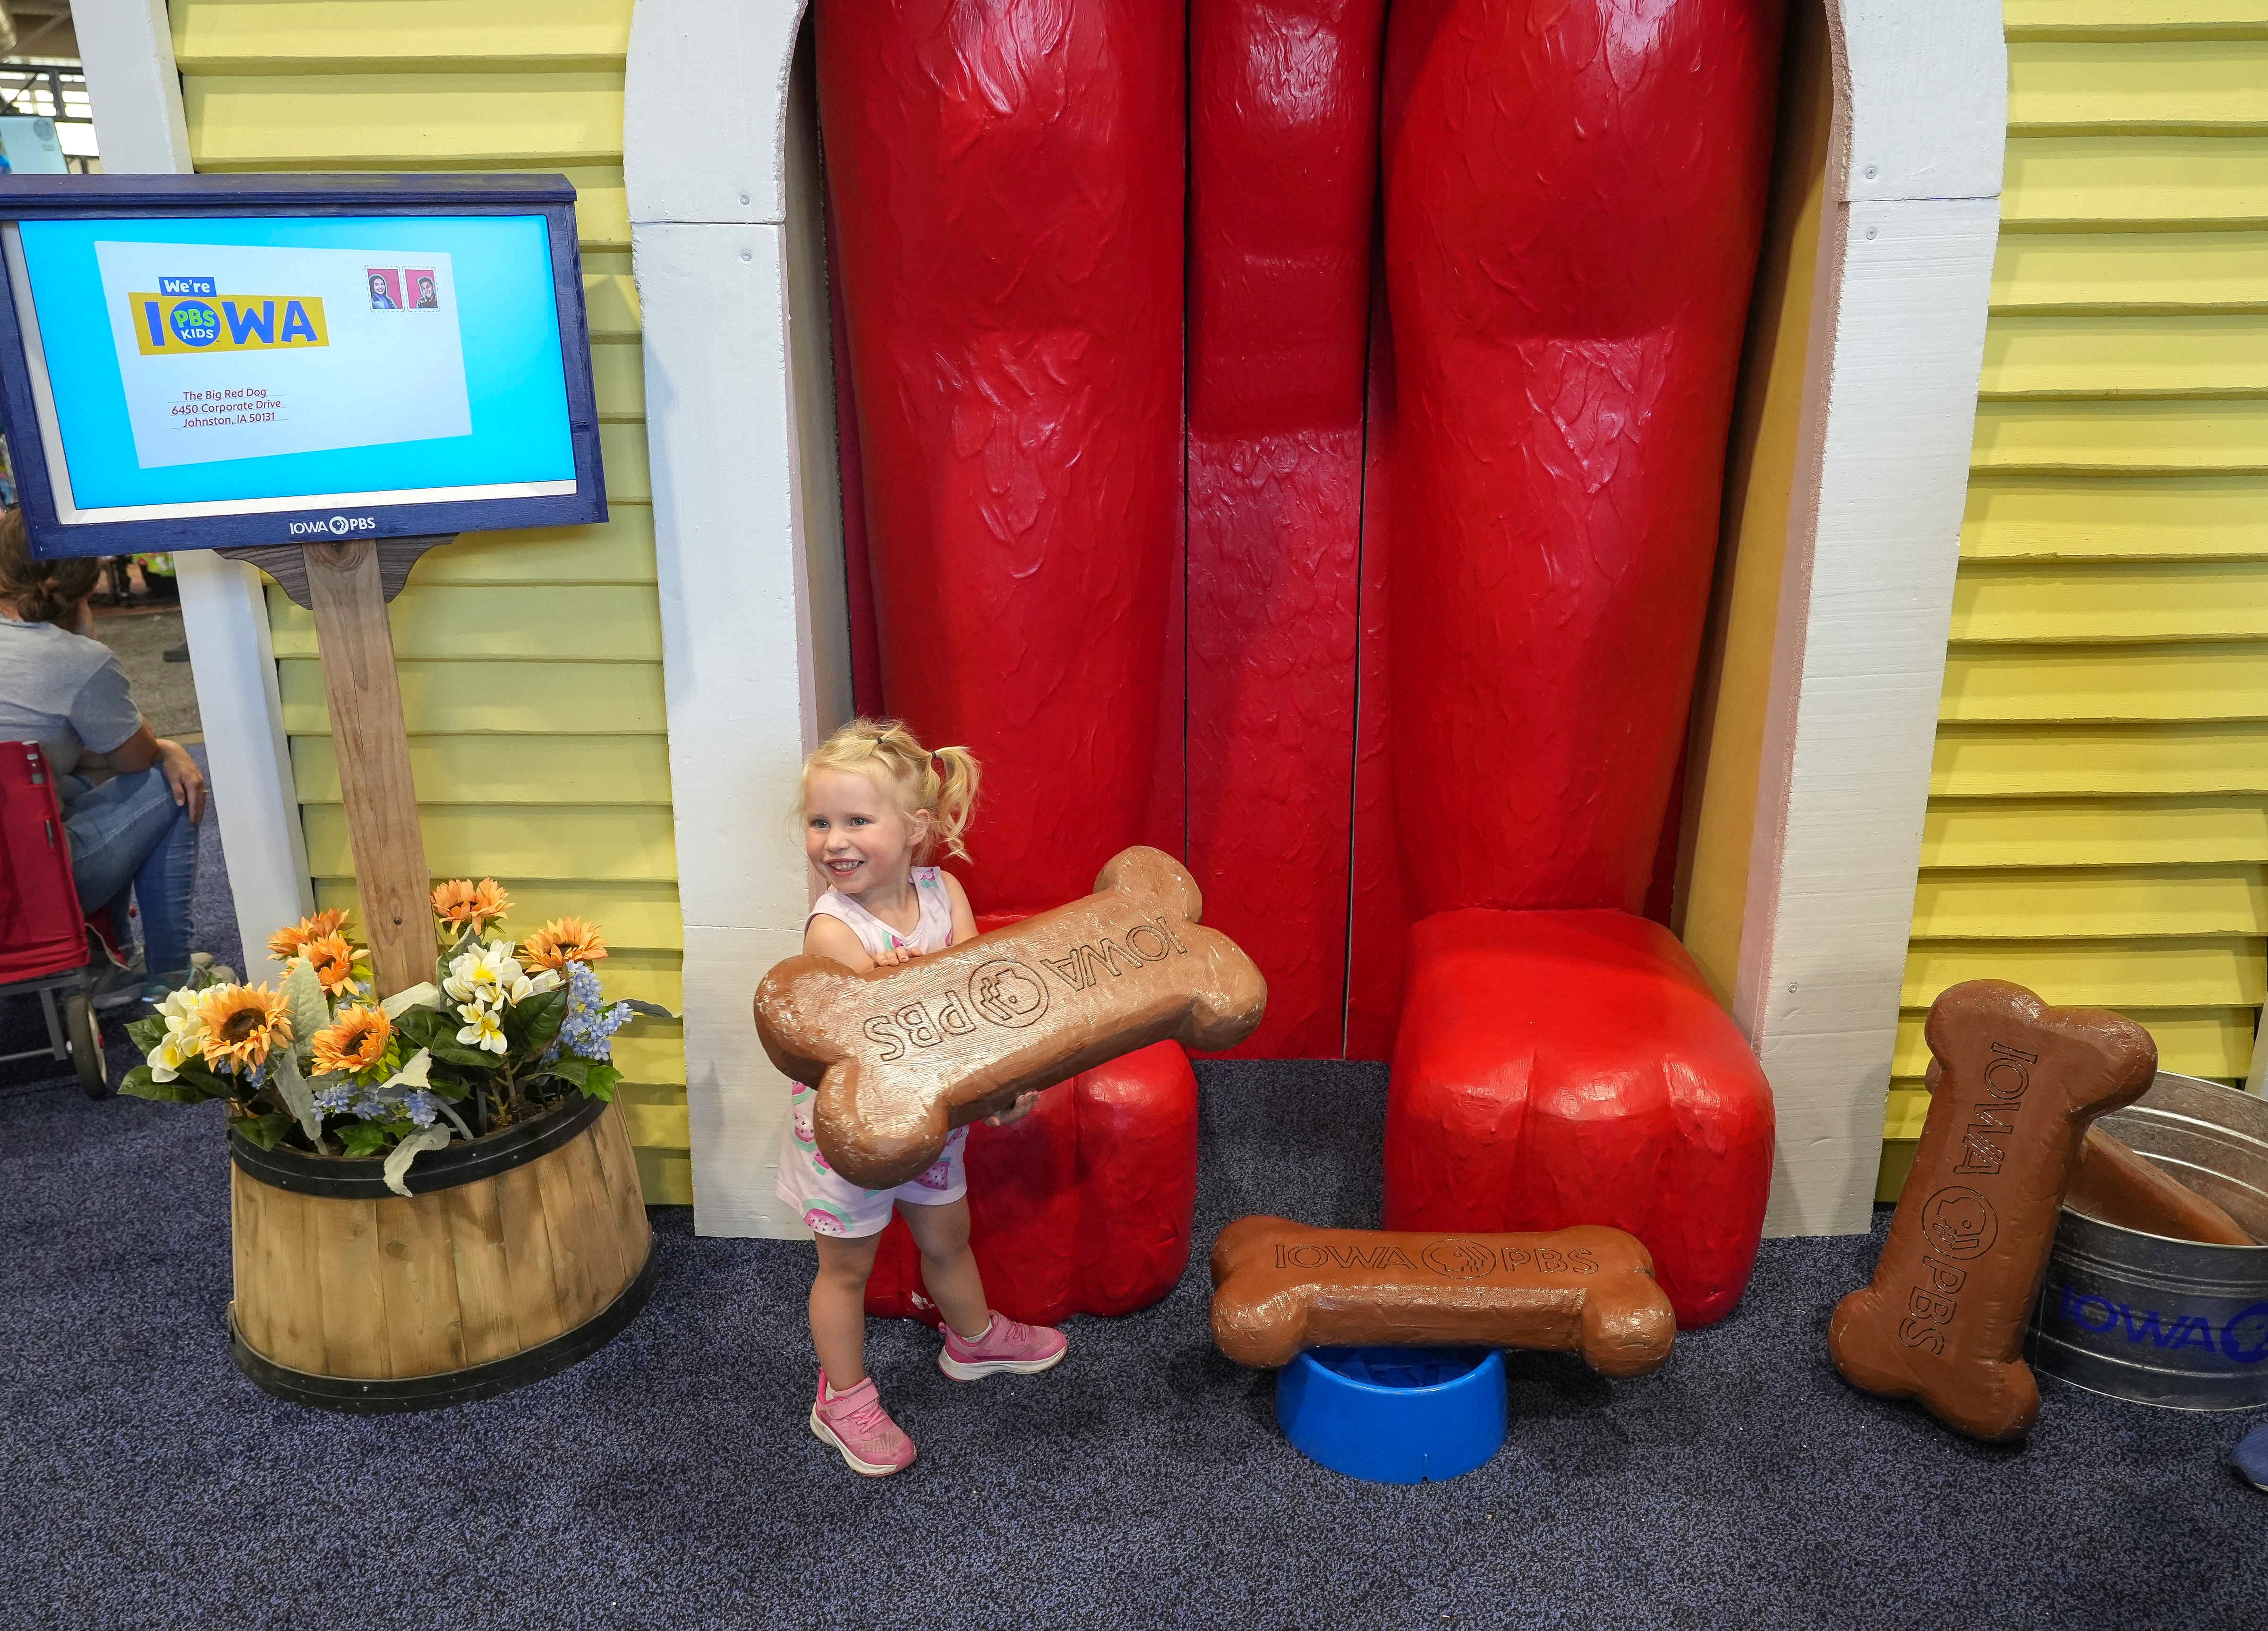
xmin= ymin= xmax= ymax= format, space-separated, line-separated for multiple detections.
xmin=130 ymin=274 xmax=327 ymax=355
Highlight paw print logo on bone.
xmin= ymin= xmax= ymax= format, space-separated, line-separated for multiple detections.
xmin=968 ymin=959 xmax=1049 ymax=1028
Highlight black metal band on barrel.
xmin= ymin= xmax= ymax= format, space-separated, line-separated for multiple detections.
xmin=227 ymin=1244 xmax=658 ymax=1414
xmin=226 ymin=1091 xmax=608 ymax=1198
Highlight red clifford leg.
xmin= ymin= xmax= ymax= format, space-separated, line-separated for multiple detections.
xmin=1375 ymin=0 xmax=1783 ymax=919
xmin=1371 ymin=0 xmax=1784 ymax=1321
xmin=814 ymin=0 xmax=1185 ymax=915
xmin=1186 ymin=0 xmax=1387 ymax=1057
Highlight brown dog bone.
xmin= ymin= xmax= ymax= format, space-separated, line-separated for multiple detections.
xmin=755 ymin=846 xmax=1265 ymax=1189
xmin=2066 ymin=1126 xmax=2255 ymax=1246
xmin=1829 ymin=979 xmax=2157 ymax=1441
xmin=1208 ymin=1216 xmax=1676 ymax=1377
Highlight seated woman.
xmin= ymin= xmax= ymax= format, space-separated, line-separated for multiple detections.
xmin=0 ymin=510 xmax=205 ymax=1004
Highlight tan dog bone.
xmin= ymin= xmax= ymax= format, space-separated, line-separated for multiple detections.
xmin=1828 ymin=979 xmax=2157 ymax=1442
xmin=755 ymin=846 xmax=1265 ymax=1190
xmin=2067 ymin=1126 xmax=2255 ymax=1247
xmin=1208 ymin=1216 xmax=1676 ymax=1377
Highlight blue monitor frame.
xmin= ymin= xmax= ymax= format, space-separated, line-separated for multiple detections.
xmin=0 ymin=172 xmax=606 ymax=561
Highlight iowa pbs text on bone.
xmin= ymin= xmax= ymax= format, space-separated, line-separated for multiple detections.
xmin=755 ymin=847 xmax=1266 ymax=1190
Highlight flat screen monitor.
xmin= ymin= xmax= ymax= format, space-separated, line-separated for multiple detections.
xmin=0 ymin=174 xmax=605 ymax=559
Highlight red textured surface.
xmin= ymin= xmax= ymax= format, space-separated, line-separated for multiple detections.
xmin=815 ymin=0 xmax=1186 ymax=915
xmin=865 ymin=1040 xmax=1201 ymax=1325
xmin=1348 ymin=0 xmax=1784 ymax=1015
xmin=0 ymin=742 xmax=86 ymax=984
xmin=1383 ymin=909 xmax=1774 ymax=1325
xmin=1185 ymin=0 xmax=1386 ymax=1057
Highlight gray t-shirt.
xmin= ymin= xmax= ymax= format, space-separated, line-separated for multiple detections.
xmin=0 ymin=614 xmax=141 ymax=775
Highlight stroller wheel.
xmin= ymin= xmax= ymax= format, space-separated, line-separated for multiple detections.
xmin=67 ymin=993 xmax=112 ymax=1100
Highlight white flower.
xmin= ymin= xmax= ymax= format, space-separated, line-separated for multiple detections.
xmin=443 ymin=944 xmax=522 ymax=1008
xmin=149 ymin=1033 xmax=195 ymax=1083
xmin=456 ymin=1002 xmax=507 ymax=1054
xmin=147 ymin=987 xmax=209 ymax=1082
xmin=506 ymin=967 xmax=562 ymax=1004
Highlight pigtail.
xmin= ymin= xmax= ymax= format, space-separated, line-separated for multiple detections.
xmin=928 ymin=745 xmax=981 ymax=863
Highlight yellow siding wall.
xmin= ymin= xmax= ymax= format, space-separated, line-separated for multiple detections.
xmin=1886 ymin=0 xmax=2268 ymax=1197
xmin=171 ymin=0 xmax=692 ymax=1203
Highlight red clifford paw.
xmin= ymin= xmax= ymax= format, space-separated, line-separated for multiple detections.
xmin=864 ymin=1041 xmax=1200 ymax=1326
xmin=1384 ymin=910 xmax=1774 ymax=1327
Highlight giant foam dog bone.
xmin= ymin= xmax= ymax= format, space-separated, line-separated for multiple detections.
xmin=1828 ymin=980 xmax=2157 ymax=1442
xmin=2066 ymin=1127 xmax=2255 ymax=1246
xmin=756 ymin=847 xmax=1265 ymax=1190
xmin=1208 ymin=1216 xmax=1675 ymax=1377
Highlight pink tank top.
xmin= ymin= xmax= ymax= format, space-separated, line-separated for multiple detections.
xmin=807 ymin=866 xmax=955 ymax=959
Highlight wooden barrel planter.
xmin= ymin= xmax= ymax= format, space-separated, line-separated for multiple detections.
xmin=226 ymin=1095 xmax=655 ymax=1413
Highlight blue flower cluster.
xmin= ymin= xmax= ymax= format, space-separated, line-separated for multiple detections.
xmin=556 ymin=960 xmax=632 ymax=1063
xmin=312 ymin=1076 xmax=438 ymax=1127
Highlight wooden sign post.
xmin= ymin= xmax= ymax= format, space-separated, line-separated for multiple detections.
xmin=220 ymin=536 xmax=450 ymax=999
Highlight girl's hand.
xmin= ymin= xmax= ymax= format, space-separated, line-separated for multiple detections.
xmin=985 ymin=1090 xmax=1041 ymax=1128
xmin=872 ymin=943 xmax=915 ymax=968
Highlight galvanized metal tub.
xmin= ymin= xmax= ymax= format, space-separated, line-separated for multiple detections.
xmin=2028 ymin=1071 xmax=2268 ymax=1411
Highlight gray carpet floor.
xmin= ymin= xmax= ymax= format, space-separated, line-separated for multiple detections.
xmin=1 ymin=762 xmax=2262 ymax=1629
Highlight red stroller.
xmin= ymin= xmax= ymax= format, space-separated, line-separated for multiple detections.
xmin=0 ymin=740 xmax=119 ymax=1097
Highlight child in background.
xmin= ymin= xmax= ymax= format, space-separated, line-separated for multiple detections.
xmin=780 ymin=718 xmax=1068 ymax=1477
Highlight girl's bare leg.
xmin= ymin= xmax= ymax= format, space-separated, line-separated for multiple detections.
xmin=810 ymin=1232 xmax=883 ymax=1391
xmin=899 ymin=1198 xmax=992 ymax=1340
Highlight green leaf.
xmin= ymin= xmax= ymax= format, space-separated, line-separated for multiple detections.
xmin=119 ymin=1066 xmax=211 ymax=1104
xmin=503 ymin=985 xmax=567 ymax=1053
xmin=336 ymin=1122 xmax=390 ymax=1158
xmin=618 ymin=998 xmax=676 ymax=1021
xmin=392 ymin=1007 xmax=446 ymax=1047
xmin=278 ymin=956 xmax=331 ymax=1065
xmin=232 ymin=1112 xmax=294 ymax=1151
xmin=180 ymin=1061 xmax=239 ymax=1098
xmin=532 ymin=1055 xmax=593 ymax=1088
xmin=578 ymin=1063 xmax=620 ymax=1103
xmin=126 ymin=1014 xmax=168 ymax=1053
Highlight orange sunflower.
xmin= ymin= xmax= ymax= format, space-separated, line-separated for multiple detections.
xmin=432 ymin=878 xmax=512 ymax=933
xmin=521 ymin=916 xmax=609 ymax=972
xmin=198 ymin=985 xmax=293 ymax=1072
xmin=311 ymin=1004 xmax=392 ymax=1077
xmin=302 ymin=933 xmax=362 ymax=997
xmin=267 ymin=907 xmax=351 ymax=963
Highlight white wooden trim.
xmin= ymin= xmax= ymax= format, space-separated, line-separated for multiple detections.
xmin=77 ymin=0 xmax=317 ymax=964
xmin=75 ymin=0 xmax=190 ymax=174
xmin=623 ymin=0 xmax=809 ymax=227
xmin=629 ymin=0 xmax=844 ymax=1235
xmin=1738 ymin=2 xmax=2006 ymax=1236
xmin=623 ymin=0 xmax=2004 ymax=1238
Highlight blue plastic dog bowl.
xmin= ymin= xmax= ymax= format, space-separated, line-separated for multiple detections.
xmin=1276 ymin=1347 xmax=1507 ymax=1484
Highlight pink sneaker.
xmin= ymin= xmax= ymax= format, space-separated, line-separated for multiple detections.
xmin=809 ymin=1376 xmax=915 ymax=1477
xmin=938 ymin=1311 xmax=1068 ymax=1381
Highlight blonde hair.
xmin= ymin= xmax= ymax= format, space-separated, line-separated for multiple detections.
xmin=0 ymin=508 xmax=98 ymax=626
xmin=802 ymin=717 xmax=981 ymax=864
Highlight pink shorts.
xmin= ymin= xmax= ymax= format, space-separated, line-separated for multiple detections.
xmin=774 ymin=1086 xmax=968 ymax=1239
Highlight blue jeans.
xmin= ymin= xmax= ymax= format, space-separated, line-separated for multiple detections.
xmin=61 ymin=766 xmax=198 ymax=982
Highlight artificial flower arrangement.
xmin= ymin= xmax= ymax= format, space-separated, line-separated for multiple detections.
xmin=122 ymin=881 xmax=665 ymax=1194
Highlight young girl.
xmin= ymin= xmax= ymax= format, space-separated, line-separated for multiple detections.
xmin=780 ymin=718 xmax=1068 ymax=1477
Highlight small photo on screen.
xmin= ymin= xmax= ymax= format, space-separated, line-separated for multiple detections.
xmin=404 ymin=267 xmax=440 ymax=310
xmin=365 ymin=266 xmax=402 ymax=310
